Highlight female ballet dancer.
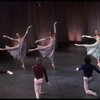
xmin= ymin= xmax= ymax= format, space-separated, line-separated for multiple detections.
xmin=0 ymin=25 xmax=32 ymax=70
xmin=75 ymin=29 xmax=100 ymax=68
xmin=28 ymin=22 xmax=57 ymax=69
xmin=76 ymin=56 xmax=100 ymax=96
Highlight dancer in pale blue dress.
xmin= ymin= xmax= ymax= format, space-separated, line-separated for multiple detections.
xmin=75 ymin=29 xmax=100 ymax=68
xmin=0 ymin=25 xmax=32 ymax=70
xmin=28 ymin=22 xmax=57 ymax=69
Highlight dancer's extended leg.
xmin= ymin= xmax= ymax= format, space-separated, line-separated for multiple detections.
xmin=83 ymin=77 xmax=97 ymax=96
xmin=0 ymin=45 xmax=19 ymax=50
xmin=22 ymin=62 xmax=25 ymax=70
xmin=75 ymin=44 xmax=86 ymax=46
xmin=50 ymin=57 xmax=55 ymax=69
xmin=97 ymin=58 xmax=100 ymax=68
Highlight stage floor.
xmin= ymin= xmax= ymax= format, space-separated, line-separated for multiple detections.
xmin=0 ymin=46 xmax=100 ymax=99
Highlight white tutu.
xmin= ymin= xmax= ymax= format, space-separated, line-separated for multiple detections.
xmin=38 ymin=39 xmax=56 ymax=59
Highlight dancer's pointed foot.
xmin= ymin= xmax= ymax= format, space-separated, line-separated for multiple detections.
xmin=92 ymin=92 xmax=97 ymax=97
xmin=28 ymin=49 xmax=34 ymax=52
xmin=97 ymin=63 xmax=100 ymax=69
xmin=22 ymin=65 xmax=25 ymax=70
xmin=75 ymin=43 xmax=80 ymax=46
xmin=52 ymin=64 xmax=55 ymax=70
xmin=7 ymin=70 xmax=13 ymax=75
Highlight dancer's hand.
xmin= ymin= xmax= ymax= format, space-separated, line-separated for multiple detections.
xmin=35 ymin=38 xmax=46 ymax=43
xmin=7 ymin=70 xmax=13 ymax=75
xmin=28 ymin=49 xmax=33 ymax=52
xmin=47 ymin=81 xmax=51 ymax=86
xmin=3 ymin=35 xmax=7 ymax=38
xmin=54 ymin=21 xmax=57 ymax=25
xmin=28 ymin=25 xmax=32 ymax=29
xmin=82 ymin=35 xmax=86 ymax=38
xmin=76 ymin=67 xmax=79 ymax=71
xmin=75 ymin=43 xmax=79 ymax=46
xmin=35 ymin=40 xmax=38 ymax=43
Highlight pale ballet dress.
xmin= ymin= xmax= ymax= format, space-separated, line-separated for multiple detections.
xmin=84 ymin=37 xmax=100 ymax=59
xmin=5 ymin=39 xmax=27 ymax=63
xmin=37 ymin=38 xmax=56 ymax=59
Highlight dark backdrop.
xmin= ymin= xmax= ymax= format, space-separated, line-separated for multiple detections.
xmin=0 ymin=1 xmax=99 ymax=51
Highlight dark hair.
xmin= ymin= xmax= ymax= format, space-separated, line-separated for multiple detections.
xmin=49 ymin=30 xmax=54 ymax=36
xmin=84 ymin=56 xmax=91 ymax=64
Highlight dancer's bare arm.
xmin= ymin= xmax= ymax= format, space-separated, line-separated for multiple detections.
xmin=22 ymin=25 xmax=32 ymax=40
xmin=35 ymin=37 xmax=50 ymax=43
xmin=82 ymin=35 xmax=96 ymax=39
xmin=28 ymin=43 xmax=51 ymax=52
xmin=3 ymin=35 xmax=18 ymax=41
xmin=7 ymin=44 xmax=20 ymax=50
xmin=53 ymin=21 xmax=57 ymax=37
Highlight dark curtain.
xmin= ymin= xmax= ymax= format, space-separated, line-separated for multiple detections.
xmin=0 ymin=1 xmax=100 ymax=50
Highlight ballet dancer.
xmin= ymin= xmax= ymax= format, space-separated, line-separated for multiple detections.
xmin=0 ymin=70 xmax=13 ymax=75
xmin=76 ymin=56 xmax=100 ymax=96
xmin=75 ymin=29 xmax=100 ymax=68
xmin=28 ymin=21 xmax=57 ymax=69
xmin=32 ymin=57 xmax=51 ymax=99
xmin=0 ymin=25 xmax=32 ymax=70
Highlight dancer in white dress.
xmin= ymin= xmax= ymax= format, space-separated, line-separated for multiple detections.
xmin=28 ymin=22 xmax=57 ymax=69
xmin=0 ymin=25 xmax=32 ymax=70
xmin=75 ymin=29 xmax=100 ymax=68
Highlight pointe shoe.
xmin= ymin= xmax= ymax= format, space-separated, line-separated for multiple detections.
xmin=7 ymin=70 xmax=13 ymax=75
xmin=22 ymin=65 xmax=25 ymax=70
xmin=75 ymin=44 xmax=80 ymax=46
xmin=0 ymin=48 xmax=5 ymax=50
xmin=97 ymin=63 xmax=100 ymax=69
xmin=94 ymin=92 xmax=97 ymax=97
xmin=52 ymin=64 xmax=55 ymax=70
xmin=28 ymin=49 xmax=34 ymax=52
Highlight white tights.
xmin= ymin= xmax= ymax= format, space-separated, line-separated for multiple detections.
xmin=83 ymin=77 xmax=97 ymax=96
xmin=34 ymin=78 xmax=44 ymax=99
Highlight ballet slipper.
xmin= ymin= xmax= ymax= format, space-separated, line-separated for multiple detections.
xmin=7 ymin=70 xmax=13 ymax=75
xmin=22 ymin=65 xmax=25 ymax=70
xmin=28 ymin=49 xmax=32 ymax=52
xmin=28 ymin=49 xmax=35 ymax=52
xmin=52 ymin=64 xmax=55 ymax=70
xmin=94 ymin=92 xmax=97 ymax=96
xmin=97 ymin=63 xmax=100 ymax=69
xmin=75 ymin=44 xmax=80 ymax=46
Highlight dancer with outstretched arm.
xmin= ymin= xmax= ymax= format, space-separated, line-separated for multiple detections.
xmin=0 ymin=25 xmax=32 ymax=70
xmin=75 ymin=29 xmax=100 ymax=68
xmin=29 ymin=22 xmax=57 ymax=69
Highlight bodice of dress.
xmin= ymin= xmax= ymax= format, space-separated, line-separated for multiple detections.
xmin=17 ymin=39 xmax=24 ymax=45
xmin=50 ymin=38 xmax=56 ymax=45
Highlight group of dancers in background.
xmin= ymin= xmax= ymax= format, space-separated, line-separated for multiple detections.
xmin=0 ymin=21 xmax=100 ymax=98
xmin=0 ymin=22 xmax=57 ymax=99
xmin=75 ymin=29 xmax=100 ymax=69
xmin=0 ymin=21 xmax=57 ymax=70
xmin=75 ymin=29 xmax=100 ymax=97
